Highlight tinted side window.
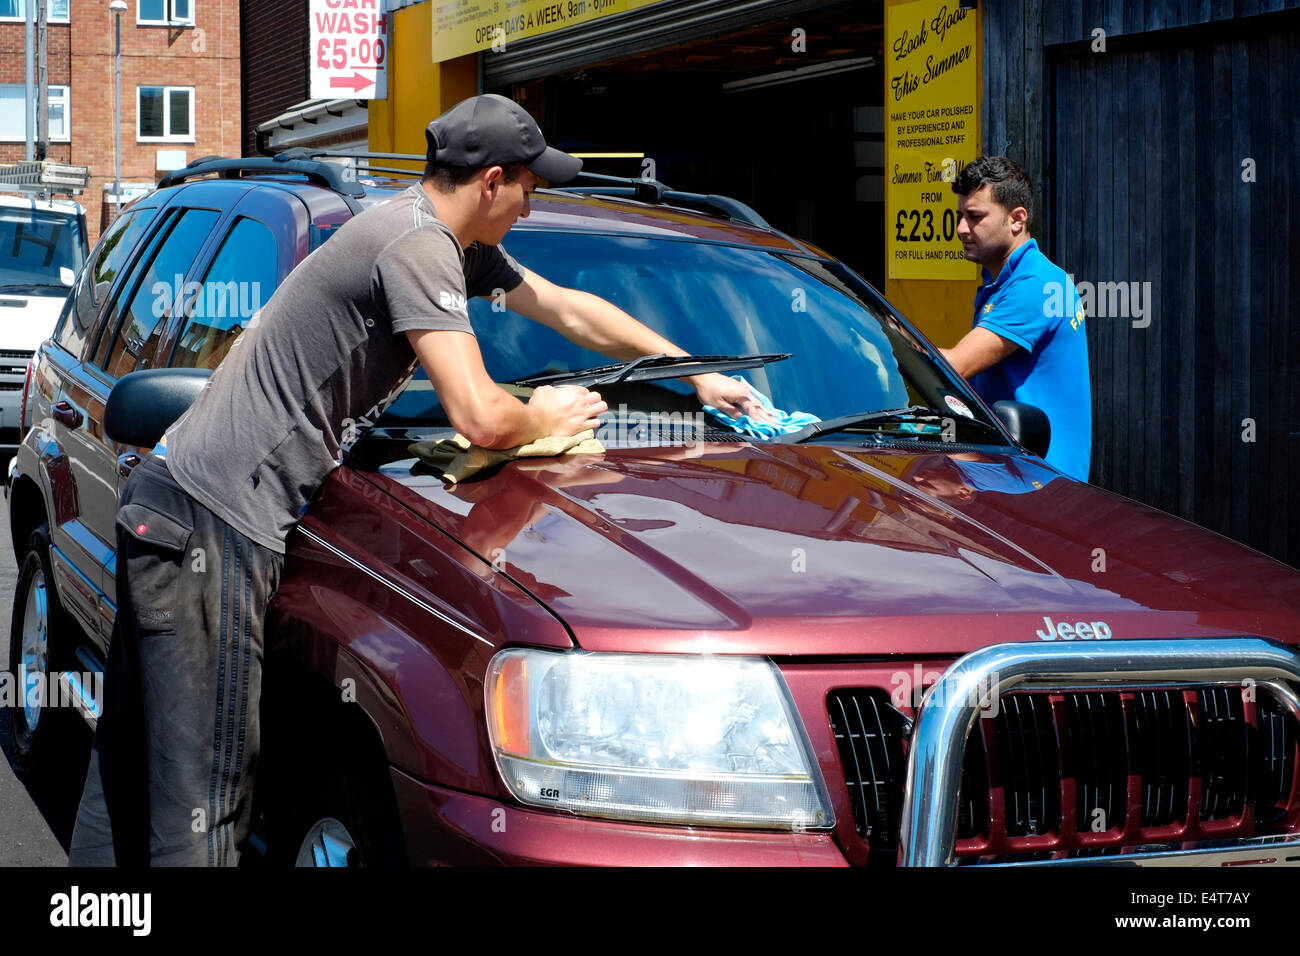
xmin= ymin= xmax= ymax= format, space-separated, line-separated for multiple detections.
xmin=56 ymin=207 xmax=157 ymax=358
xmin=170 ymin=217 xmax=277 ymax=370
xmin=101 ymin=208 xmax=219 ymax=379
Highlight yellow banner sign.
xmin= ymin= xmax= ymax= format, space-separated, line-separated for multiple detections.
xmin=433 ymin=0 xmax=663 ymax=63
xmin=884 ymin=0 xmax=981 ymax=280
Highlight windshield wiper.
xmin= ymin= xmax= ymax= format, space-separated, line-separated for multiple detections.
xmin=510 ymin=353 xmax=791 ymax=389
xmin=780 ymin=405 xmax=1009 ymax=444
xmin=0 ymin=281 xmax=66 ymax=292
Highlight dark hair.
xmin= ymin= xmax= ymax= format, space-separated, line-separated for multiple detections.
xmin=422 ymin=161 xmax=529 ymax=192
xmin=952 ymin=155 xmax=1033 ymax=226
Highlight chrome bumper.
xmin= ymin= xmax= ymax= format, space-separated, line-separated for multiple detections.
xmin=984 ymin=834 xmax=1300 ymax=867
xmin=899 ymin=638 xmax=1300 ymax=866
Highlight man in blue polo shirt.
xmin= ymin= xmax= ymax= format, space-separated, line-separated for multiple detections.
xmin=938 ymin=156 xmax=1091 ymax=481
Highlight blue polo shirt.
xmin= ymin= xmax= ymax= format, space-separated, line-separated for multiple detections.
xmin=969 ymin=239 xmax=1091 ymax=481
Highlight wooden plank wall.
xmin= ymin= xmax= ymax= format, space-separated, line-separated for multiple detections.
xmin=982 ymin=1 xmax=1300 ymax=568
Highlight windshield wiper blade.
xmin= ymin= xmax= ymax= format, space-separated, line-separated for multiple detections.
xmin=781 ymin=405 xmax=1007 ymax=444
xmin=0 ymin=281 xmax=64 ymax=291
xmin=510 ymin=353 xmax=791 ymax=389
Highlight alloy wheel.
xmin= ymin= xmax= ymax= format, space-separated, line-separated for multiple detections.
xmin=295 ymin=817 xmax=359 ymax=867
xmin=19 ymin=568 xmax=50 ymax=735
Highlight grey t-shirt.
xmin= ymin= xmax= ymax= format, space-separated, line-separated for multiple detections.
xmin=165 ymin=185 xmax=524 ymax=553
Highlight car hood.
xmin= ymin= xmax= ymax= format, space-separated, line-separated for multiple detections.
xmin=0 ymin=290 xmax=68 ymax=352
xmin=367 ymin=443 xmax=1300 ymax=656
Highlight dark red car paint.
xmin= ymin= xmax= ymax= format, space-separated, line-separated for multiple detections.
xmin=264 ymin=439 xmax=1299 ymax=861
xmin=16 ymin=183 xmax=1300 ymax=865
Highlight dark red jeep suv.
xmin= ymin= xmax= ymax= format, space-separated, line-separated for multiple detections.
xmin=8 ymin=154 xmax=1300 ymax=866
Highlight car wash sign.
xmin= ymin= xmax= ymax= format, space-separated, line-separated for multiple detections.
xmin=433 ymin=0 xmax=666 ymax=63
xmin=885 ymin=0 xmax=980 ymax=280
xmin=310 ymin=0 xmax=388 ymax=99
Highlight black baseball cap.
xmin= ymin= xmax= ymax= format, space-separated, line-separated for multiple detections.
xmin=425 ymin=94 xmax=582 ymax=184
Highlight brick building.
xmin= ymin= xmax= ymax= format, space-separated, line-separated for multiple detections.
xmin=241 ymin=0 xmax=368 ymax=157
xmin=0 ymin=0 xmax=241 ymax=243
xmin=241 ymin=0 xmax=306 ymax=156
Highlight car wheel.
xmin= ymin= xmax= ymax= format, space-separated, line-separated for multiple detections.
xmin=295 ymin=816 xmax=361 ymax=867
xmin=7 ymin=522 xmax=78 ymax=771
xmin=262 ymin=706 xmax=408 ymax=868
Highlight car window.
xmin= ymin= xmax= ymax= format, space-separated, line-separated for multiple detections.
xmin=0 ymin=204 xmax=84 ymax=287
xmin=170 ymin=216 xmax=277 ymax=370
xmin=56 ymin=206 xmax=157 ymax=358
xmin=382 ymin=232 xmax=988 ymax=439
xmin=99 ymin=208 xmax=220 ymax=379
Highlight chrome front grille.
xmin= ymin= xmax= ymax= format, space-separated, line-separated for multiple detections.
xmin=829 ymin=681 xmax=1300 ymax=863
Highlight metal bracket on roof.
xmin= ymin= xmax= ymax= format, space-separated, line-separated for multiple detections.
xmin=157 ymin=155 xmax=367 ymax=207
xmin=552 ymin=174 xmax=772 ymax=229
xmin=0 ymin=160 xmax=91 ymax=198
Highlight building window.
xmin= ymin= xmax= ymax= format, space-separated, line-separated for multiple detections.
xmin=138 ymin=0 xmax=193 ymax=25
xmin=0 ymin=1 xmax=71 ymax=22
xmin=137 ymin=86 xmax=193 ymax=142
xmin=0 ymin=84 xmax=71 ymax=142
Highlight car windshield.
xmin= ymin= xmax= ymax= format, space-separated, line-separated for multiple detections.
xmin=0 ymin=204 xmax=86 ymax=290
xmin=380 ymin=231 xmax=1005 ymax=446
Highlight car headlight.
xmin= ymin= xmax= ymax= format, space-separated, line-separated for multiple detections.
xmin=485 ymin=649 xmax=833 ymax=830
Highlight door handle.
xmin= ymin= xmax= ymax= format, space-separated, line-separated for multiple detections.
xmin=118 ymin=453 xmax=140 ymax=479
xmin=53 ymin=401 xmax=83 ymax=429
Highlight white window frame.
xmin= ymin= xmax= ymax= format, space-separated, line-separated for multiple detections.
xmin=137 ymin=0 xmax=194 ymax=26
xmin=45 ymin=84 xmax=69 ymax=141
xmin=0 ymin=0 xmax=71 ymax=23
xmin=0 ymin=83 xmax=71 ymax=143
xmin=136 ymin=85 xmax=194 ymax=143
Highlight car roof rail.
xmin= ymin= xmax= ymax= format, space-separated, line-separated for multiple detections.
xmin=241 ymin=151 xmax=775 ymax=230
xmin=157 ymin=152 xmax=367 ymax=199
xmin=301 ymin=157 xmax=775 ymax=229
xmin=298 ymin=150 xmax=426 ymax=182
xmin=552 ymin=172 xmax=772 ymax=229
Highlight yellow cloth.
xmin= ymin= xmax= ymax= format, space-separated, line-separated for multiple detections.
xmin=408 ymin=429 xmax=605 ymax=483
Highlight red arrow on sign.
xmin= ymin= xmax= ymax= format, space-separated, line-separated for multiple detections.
xmin=330 ymin=72 xmax=375 ymax=93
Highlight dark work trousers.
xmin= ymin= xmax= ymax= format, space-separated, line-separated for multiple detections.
xmin=69 ymin=453 xmax=284 ymax=866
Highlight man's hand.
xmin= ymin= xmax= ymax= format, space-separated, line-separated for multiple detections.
xmin=689 ymin=372 xmax=777 ymax=424
xmin=407 ymin=327 xmax=596 ymax=449
xmin=526 ymin=384 xmax=607 ymax=438
xmin=939 ymin=327 xmax=1021 ymax=379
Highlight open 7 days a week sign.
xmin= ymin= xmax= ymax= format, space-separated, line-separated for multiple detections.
xmin=432 ymin=0 xmax=667 ymax=63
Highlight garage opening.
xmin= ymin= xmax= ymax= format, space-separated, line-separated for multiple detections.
xmin=491 ymin=3 xmax=886 ymax=287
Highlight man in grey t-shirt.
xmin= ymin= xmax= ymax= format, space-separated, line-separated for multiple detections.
xmin=70 ymin=94 xmax=771 ymax=866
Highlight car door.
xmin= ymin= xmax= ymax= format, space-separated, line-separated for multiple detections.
xmin=74 ymin=195 xmax=231 ymax=636
xmin=103 ymin=186 xmax=303 ymax=613
xmin=42 ymin=202 xmax=165 ymax=641
xmin=161 ymin=188 xmax=300 ymax=375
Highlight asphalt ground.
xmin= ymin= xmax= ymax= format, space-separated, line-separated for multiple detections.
xmin=0 ymin=485 xmax=91 ymax=867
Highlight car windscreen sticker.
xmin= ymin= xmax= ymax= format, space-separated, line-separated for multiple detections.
xmin=944 ymin=394 xmax=975 ymax=419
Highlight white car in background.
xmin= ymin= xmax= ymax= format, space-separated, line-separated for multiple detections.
xmin=0 ymin=191 xmax=87 ymax=455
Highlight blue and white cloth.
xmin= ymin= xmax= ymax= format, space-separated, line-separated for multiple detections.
xmin=702 ymin=375 xmax=820 ymax=439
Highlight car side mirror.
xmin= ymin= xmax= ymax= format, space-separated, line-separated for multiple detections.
xmin=992 ymin=400 xmax=1051 ymax=459
xmin=105 ymin=368 xmax=212 ymax=447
